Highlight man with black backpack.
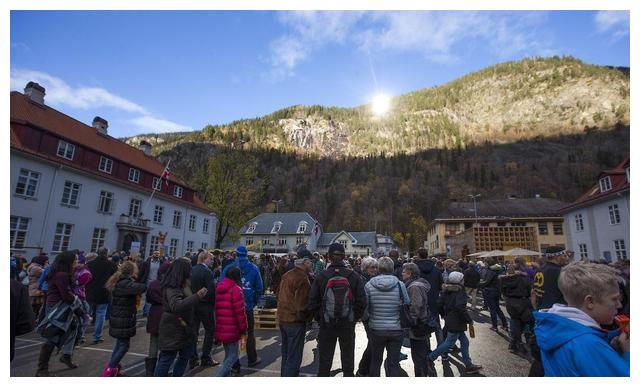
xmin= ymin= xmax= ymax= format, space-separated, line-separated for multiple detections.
xmin=308 ymin=243 xmax=367 ymax=377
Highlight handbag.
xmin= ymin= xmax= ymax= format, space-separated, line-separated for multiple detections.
xmin=398 ymin=284 xmax=413 ymax=329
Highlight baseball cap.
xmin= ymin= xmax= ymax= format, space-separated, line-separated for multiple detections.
xmin=328 ymin=243 xmax=345 ymax=256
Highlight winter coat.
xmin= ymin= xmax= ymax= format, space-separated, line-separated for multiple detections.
xmin=109 ymin=276 xmax=146 ymax=339
xmin=27 ymin=263 xmax=44 ymax=297
xmin=86 ymin=256 xmax=118 ymax=305
xmin=220 ymin=255 xmax=264 ymax=311
xmin=463 ymin=267 xmax=480 ymax=289
xmin=478 ymin=264 xmax=502 ymax=293
xmin=277 ymin=266 xmax=312 ymax=325
xmin=11 ymin=279 xmax=35 ymax=361
xmin=406 ymin=277 xmax=431 ymax=340
xmin=437 ymin=284 xmax=472 ymax=332
xmin=72 ymin=265 xmax=92 ymax=300
xmin=158 ymin=285 xmax=200 ymax=351
xmin=145 ymin=279 xmax=163 ymax=335
xmin=190 ymin=264 xmax=216 ymax=305
xmin=534 ymin=305 xmax=629 ymax=376
xmin=500 ymin=271 xmax=534 ymax=323
xmin=415 ymin=259 xmax=443 ymax=315
xmin=46 ymin=272 xmax=76 ymax=306
xmin=533 ymin=262 xmax=566 ymax=310
xmin=214 ymin=277 xmax=248 ymax=343
xmin=364 ymin=274 xmax=409 ymax=332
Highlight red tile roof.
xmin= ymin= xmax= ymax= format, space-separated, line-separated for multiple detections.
xmin=561 ymin=157 xmax=629 ymax=212
xmin=10 ymin=91 xmax=211 ymax=212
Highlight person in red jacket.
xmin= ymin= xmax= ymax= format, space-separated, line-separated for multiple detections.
xmin=214 ymin=266 xmax=247 ymax=377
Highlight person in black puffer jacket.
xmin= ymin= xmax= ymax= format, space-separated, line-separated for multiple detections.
xmin=478 ymin=257 xmax=508 ymax=331
xmin=500 ymin=261 xmax=534 ymax=353
xmin=102 ymin=261 xmax=146 ymax=377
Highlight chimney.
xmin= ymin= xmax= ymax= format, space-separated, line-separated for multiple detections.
xmin=139 ymin=140 xmax=152 ymax=156
xmin=24 ymin=81 xmax=45 ymax=105
xmin=92 ymin=116 xmax=109 ymax=135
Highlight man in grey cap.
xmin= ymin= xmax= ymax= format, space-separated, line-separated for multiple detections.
xmin=308 ymin=243 xmax=366 ymax=376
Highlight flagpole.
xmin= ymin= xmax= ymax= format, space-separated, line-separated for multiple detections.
xmin=142 ymin=158 xmax=171 ymax=218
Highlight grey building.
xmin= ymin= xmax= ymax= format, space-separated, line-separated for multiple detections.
xmin=317 ymin=231 xmax=378 ymax=257
xmin=238 ymin=212 xmax=321 ymax=253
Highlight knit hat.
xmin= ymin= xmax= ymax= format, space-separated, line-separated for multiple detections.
xmin=447 ymin=271 xmax=464 ymax=284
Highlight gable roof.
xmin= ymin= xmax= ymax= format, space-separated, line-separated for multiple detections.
xmin=434 ymin=197 xmax=568 ymax=221
xmin=561 ymin=157 xmax=630 ymax=213
xmin=317 ymin=231 xmax=377 ymax=246
xmin=239 ymin=212 xmax=318 ymax=235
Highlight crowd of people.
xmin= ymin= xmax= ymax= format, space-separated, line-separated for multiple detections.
xmin=9 ymin=243 xmax=630 ymax=377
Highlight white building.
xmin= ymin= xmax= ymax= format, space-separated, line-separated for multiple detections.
xmin=561 ymin=158 xmax=630 ymax=262
xmin=10 ymin=82 xmax=216 ymax=259
xmin=238 ymin=212 xmax=322 ymax=253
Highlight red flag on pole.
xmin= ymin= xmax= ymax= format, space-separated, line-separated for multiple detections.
xmin=161 ymin=160 xmax=171 ymax=187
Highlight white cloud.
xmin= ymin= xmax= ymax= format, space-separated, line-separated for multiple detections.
xmin=268 ymin=11 xmax=553 ymax=78
xmin=10 ymin=69 xmax=147 ymax=114
xmin=594 ymin=11 xmax=629 ymax=39
xmin=129 ymin=115 xmax=192 ymax=134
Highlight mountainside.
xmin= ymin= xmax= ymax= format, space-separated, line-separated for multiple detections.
xmin=125 ymin=56 xmax=630 ymax=158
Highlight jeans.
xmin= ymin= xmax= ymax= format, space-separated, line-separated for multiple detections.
xmin=317 ymin=326 xmax=356 ymax=376
xmin=485 ymin=290 xmax=508 ymax=328
xmin=233 ymin=310 xmax=257 ymax=367
xmin=142 ymin=302 xmax=151 ymax=317
xmin=369 ymin=330 xmax=403 ymax=377
xmin=357 ymin=323 xmax=373 ymax=375
xmin=280 ymin=323 xmax=306 ymax=376
xmin=109 ymin=338 xmax=130 ymax=368
xmin=467 ymin=288 xmax=479 ymax=310
xmin=191 ymin=303 xmax=215 ymax=361
xmin=92 ymin=303 xmax=109 ymax=341
xmin=409 ymin=338 xmax=432 ymax=377
xmin=433 ymin=321 xmax=449 ymax=360
xmin=216 ymin=341 xmax=239 ymax=377
xmin=428 ymin=330 xmax=474 ymax=368
xmin=154 ymin=346 xmax=195 ymax=377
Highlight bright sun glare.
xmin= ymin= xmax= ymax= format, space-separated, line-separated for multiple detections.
xmin=371 ymin=93 xmax=391 ymax=116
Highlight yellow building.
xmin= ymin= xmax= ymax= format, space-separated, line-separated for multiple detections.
xmin=425 ymin=197 xmax=568 ymax=257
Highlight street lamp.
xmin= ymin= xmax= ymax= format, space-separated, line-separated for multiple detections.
xmin=468 ymin=194 xmax=481 ymax=227
xmin=272 ymin=199 xmax=283 ymax=213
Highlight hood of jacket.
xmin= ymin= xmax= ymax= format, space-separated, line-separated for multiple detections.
xmin=407 ymin=277 xmax=431 ymax=292
xmin=442 ymin=283 xmax=462 ymax=292
xmin=369 ymin=274 xmax=400 ymax=292
xmin=216 ymin=277 xmax=238 ymax=295
xmin=416 ymin=259 xmax=436 ymax=275
xmin=534 ymin=304 xmax=607 ymax=352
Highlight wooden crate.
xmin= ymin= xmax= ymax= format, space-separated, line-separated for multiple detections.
xmin=254 ymin=308 xmax=278 ymax=330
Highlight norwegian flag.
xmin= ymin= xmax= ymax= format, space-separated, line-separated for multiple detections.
xmin=313 ymin=222 xmax=320 ymax=235
xmin=161 ymin=160 xmax=171 ymax=187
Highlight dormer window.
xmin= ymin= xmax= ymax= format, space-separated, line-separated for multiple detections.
xmin=56 ymin=140 xmax=75 ymax=160
xmin=98 ymin=156 xmax=113 ymax=174
xmin=271 ymin=222 xmax=282 ymax=234
xmin=128 ymin=168 xmax=140 ymax=183
xmin=297 ymin=221 xmax=308 ymax=233
xmin=173 ymin=186 xmax=183 ymax=198
xmin=246 ymin=222 xmax=257 ymax=233
xmin=599 ymin=176 xmax=612 ymax=193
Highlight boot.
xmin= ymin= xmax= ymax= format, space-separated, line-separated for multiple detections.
xmin=59 ymin=354 xmax=78 ymax=369
xmin=101 ymin=364 xmax=119 ymax=377
xmin=116 ymin=363 xmax=127 ymax=376
xmin=145 ymin=357 xmax=157 ymax=376
xmin=35 ymin=343 xmax=56 ymax=377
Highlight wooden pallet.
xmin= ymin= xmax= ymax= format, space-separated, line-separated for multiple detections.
xmin=254 ymin=308 xmax=279 ymax=329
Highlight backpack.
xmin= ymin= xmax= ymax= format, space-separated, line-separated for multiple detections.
xmin=321 ymin=268 xmax=355 ymax=326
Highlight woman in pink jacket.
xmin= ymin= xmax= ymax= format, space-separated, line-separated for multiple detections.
xmin=214 ymin=266 xmax=247 ymax=377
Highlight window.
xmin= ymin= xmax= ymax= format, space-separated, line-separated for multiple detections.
xmin=553 ymin=222 xmax=563 ymax=235
xmin=262 ymin=238 xmax=270 ymax=246
xmin=538 ymin=222 xmax=548 ymax=235
xmin=56 ymin=140 xmax=75 ymax=160
xmin=189 ymin=215 xmax=197 ymax=231
xmin=201 ymin=242 xmax=208 ymax=250
xmin=480 ymin=222 xmax=490 ymax=227
xmin=98 ymin=156 xmax=113 ymax=174
xmin=152 ymin=177 xmax=161 ymax=191
xmin=10 ymin=216 xmax=30 ymax=248
xmin=128 ymin=168 xmax=140 ymax=183
xmin=186 ymin=241 xmax=194 ymax=252
xmin=61 ymin=181 xmax=82 ymax=206
xmin=52 ymin=223 xmax=73 ymax=252
xmin=173 ymin=186 xmax=183 ymax=198
xmin=511 ymin=222 xmax=526 ymax=227
xmin=97 ymin=191 xmax=113 ymax=213
xmin=168 ymin=239 xmax=179 ymax=257
xmin=575 ymin=214 xmax=584 ymax=232
xmin=578 ymin=244 xmax=588 ymax=260
xmin=90 ymin=228 xmax=107 ymax=252
xmin=128 ymin=198 xmax=142 ymax=218
xmin=245 ymin=237 xmax=253 ymax=246
xmin=15 ymin=169 xmax=40 ymax=198
xmin=339 ymin=240 xmax=348 ymax=248
xmin=153 ymin=205 xmax=164 ymax=224
xmin=150 ymin=236 xmax=160 ymax=254
xmin=271 ymin=222 xmax=282 ymax=234
xmin=278 ymin=238 xmax=287 ymax=246
xmin=296 ymin=236 xmax=306 ymax=245
xmin=173 ymin=210 xmax=182 ymax=228
xmin=599 ymin=176 xmax=612 ymax=193
xmin=297 ymin=222 xmax=308 ymax=233
xmin=614 ymin=240 xmax=627 ymax=260
xmin=246 ymin=223 xmax=257 ymax=233
xmin=203 ymin=218 xmax=210 ymax=234
xmin=608 ymin=204 xmax=621 ymax=225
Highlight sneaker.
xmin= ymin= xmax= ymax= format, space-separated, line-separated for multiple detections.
xmin=465 ymin=365 xmax=483 ymax=374
xmin=92 ymin=338 xmax=105 ymax=345
xmin=501 ymin=326 xmax=509 ymax=332
xmin=489 ymin=327 xmax=499 ymax=332
xmin=101 ymin=365 xmax=119 ymax=377
xmin=399 ymin=352 xmax=408 ymax=360
xmin=248 ymin=357 xmax=262 ymax=367
xmin=200 ymin=358 xmax=220 ymax=367
xmin=59 ymin=354 xmax=78 ymax=369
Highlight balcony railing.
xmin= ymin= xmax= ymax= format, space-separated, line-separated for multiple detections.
xmin=117 ymin=214 xmax=150 ymax=228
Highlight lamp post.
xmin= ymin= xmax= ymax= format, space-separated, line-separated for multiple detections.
xmin=468 ymin=194 xmax=481 ymax=227
xmin=272 ymin=199 xmax=283 ymax=213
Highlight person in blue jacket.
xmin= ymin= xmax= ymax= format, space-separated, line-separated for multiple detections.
xmin=219 ymin=245 xmax=264 ymax=373
xmin=534 ymin=261 xmax=629 ymax=377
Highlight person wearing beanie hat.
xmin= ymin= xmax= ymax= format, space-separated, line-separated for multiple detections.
xmin=428 ymin=266 xmax=482 ymax=374
xmin=219 ymin=246 xmax=264 ymax=370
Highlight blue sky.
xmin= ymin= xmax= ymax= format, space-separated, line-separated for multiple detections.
xmin=10 ymin=10 xmax=630 ymax=138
